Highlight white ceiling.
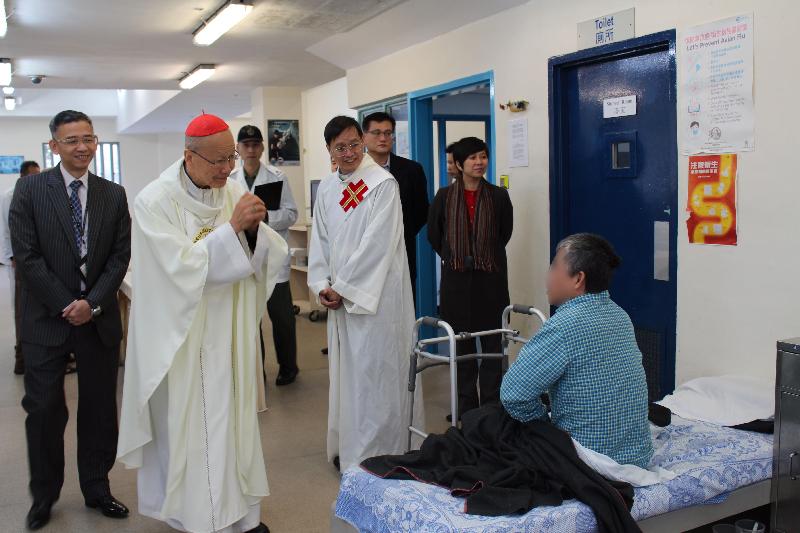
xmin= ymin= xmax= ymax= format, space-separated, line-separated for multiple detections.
xmin=307 ymin=0 xmax=529 ymax=70
xmin=0 ymin=88 xmax=119 ymax=118
xmin=0 ymin=0 xmax=528 ymax=132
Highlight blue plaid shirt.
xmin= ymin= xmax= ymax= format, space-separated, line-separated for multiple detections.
xmin=500 ymin=291 xmax=653 ymax=468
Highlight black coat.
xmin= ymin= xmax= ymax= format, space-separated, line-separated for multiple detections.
xmin=362 ymin=404 xmax=639 ymax=531
xmin=428 ymin=181 xmax=513 ymax=332
xmin=388 ymin=153 xmax=429 ymax=283
xmin=9 ymin=165 xmax=131 ymax=347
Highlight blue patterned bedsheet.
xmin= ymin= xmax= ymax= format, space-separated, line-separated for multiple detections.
xmin=334 ymin=416 xmax=773 ymax=532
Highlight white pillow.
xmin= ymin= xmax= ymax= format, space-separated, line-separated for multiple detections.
xmin=656 ymin=375 xmax=774 ymax=427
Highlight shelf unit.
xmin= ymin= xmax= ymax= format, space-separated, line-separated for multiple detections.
xmin=288 ymin=223 xmax=325 ymax=319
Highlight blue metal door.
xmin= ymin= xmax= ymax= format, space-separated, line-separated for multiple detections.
xmin=549 ymin=31 xmax=678 ymax=400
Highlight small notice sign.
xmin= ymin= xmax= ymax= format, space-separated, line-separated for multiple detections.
xmin=603 ymin=95 xmax=637 ymax=118
xmin=578 ymin=8 xmax=635 ymax=49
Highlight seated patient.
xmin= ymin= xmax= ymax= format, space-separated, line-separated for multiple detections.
xmin=500 ymin=233 xmax=653 ymax=468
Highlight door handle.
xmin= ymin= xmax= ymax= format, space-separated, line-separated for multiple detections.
xmin=653 ymin=221 xmax=669 ymax=281
xmin=791 ymin=451 xmax=799 ymax=481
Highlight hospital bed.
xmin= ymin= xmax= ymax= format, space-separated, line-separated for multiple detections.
xmin=331 ymin=416 xmax=773 ymax=532
xmin=330 ymin=307 xmax=774 ymax=532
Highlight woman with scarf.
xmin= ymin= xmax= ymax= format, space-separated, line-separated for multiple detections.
xmin=427 ymin=137 xmax=514 ymax=420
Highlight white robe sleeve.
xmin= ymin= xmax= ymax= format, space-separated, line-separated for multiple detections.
xmin=247 ymin=223 xmax=271 ymax=282
xmin=307 ymin=187 xmax=332 ymax=299
xmin=331 ymin=179 xmax=404 ymax=315
xmin=204 ymin=221 xmax=275 ymax=288
xmin=0 ymin=187 xmax=13 ymax=264
xmin=204 ymin=222 xmax=255 ymax=288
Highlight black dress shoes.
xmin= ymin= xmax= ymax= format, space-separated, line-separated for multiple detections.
xmin=85 ymin=494 xmax=129 ymax=518
xmin=26 ymin=500 xmax=53 ymax=530
xmin=245 ymin=523 xmax=271 ymax=533
xmin=275 ymin=368 xmax=298 ymax=386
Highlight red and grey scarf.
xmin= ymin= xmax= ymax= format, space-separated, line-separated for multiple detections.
xmin=445 ymin=178 xmax=498 ymax=272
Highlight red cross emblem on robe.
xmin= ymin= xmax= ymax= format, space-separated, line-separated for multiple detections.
xmin=339 ymin=179 xmax=369 ymax=212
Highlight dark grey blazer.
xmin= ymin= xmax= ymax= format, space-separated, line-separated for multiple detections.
xmin=388 ymin=153 xmax=430 ymax=281
xmin=9 ymin=165 xmax=131 ymax=347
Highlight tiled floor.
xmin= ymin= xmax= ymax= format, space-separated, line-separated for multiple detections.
xmin=0 ymin=265 xmax=455 ymax=532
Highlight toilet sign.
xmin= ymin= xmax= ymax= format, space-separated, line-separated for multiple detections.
xmin=578 ymin=8 xmax=635 ymax=49
xmin=603 ymin=95 xmax=637 ymax=118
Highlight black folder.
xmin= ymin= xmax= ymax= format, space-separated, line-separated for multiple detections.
xmin=253 ymin=181 xmax=283 ymax=210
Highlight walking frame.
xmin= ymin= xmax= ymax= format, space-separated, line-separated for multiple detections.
xmin=407 ymin=304 xmax=547 ymax=451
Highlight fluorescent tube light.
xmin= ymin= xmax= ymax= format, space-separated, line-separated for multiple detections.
xmin=0 ymin=1 xmax=7 ymax=38
xmin=179 ymin=64 xmax=216 ymax=90
xmin=193 ymin=1 xmax=253 ymax=46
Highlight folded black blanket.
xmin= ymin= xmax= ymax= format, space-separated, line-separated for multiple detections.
xmin=361 ymin=404 xmax=641 ymax=533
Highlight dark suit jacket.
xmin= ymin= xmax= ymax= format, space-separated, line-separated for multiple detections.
xmin=388 ymin=153 xmax=430 ymax=281
xmin=9 ymin=165 xmax=131 ymax=348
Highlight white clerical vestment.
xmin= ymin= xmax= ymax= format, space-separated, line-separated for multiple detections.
xmin=308 ymin=154 xmax=423 ymax=472
xmin=117 ymin=159 xmax=287 ymax=533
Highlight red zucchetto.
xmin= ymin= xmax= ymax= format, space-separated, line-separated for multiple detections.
xmin=185 ymin=112 xmax=229 ymax=137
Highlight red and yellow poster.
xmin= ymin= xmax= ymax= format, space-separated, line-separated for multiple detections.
xmin=686 ymin=154 xmax=738 ymax=245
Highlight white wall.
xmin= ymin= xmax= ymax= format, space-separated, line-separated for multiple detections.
xmin=342 ymin=0 xmax=800 ymax=386
xmin=116 ymin=89 xmax=180 ymax=133
xmin=249 ymin=87 xmax=307 ymax=224
xmin=300 ymin=78 xmax=355 ymax=220
xmin=0 ymin=116 xmax=167 ymax=202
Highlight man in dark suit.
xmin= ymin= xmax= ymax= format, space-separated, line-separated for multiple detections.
xmin=9 ymin=110 xmax=131 ymax=530
xmin=362 ymin=112 xmax=429 ymax=301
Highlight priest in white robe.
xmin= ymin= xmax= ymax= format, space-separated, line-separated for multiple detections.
xmin=308 ymin=115 xmax=423 ymax=473
xmin=117 ymin=113 xmax=287 ymax=533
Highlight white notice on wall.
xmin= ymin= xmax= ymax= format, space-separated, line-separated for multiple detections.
xmin=681 ymin=14 xmax=754 ymax=154
xmin=508 ymin=118 xmax=528 ymax=168
xmin=603 ymin=95 xmax=637 ymax=118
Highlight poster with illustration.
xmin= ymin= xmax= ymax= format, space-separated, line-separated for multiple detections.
xmin=686 ymin=154 xmax=737 ymax=245
xmin=681 ymin=14 xmax=754 ymax=154
xmin=266 ymin=119 xmax=300 ymax=166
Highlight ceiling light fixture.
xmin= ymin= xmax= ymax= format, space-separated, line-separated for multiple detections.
xmin=0 ymin=59 xmax=11 ymax=86
xmin=4 ymin=96 xmax=16 ymax=111
xmin=2 ymin=86 xmax=13 ymax=95
xmin=193 ymin=1 xmax=253 ymax=46
xmin=0 ymin=1 xmax=7 ymax=38
xmin=179 ymin=64 xmax=216 ymax=90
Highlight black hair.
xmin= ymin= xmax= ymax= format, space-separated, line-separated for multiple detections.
xmin=452 ymin=136 xmax=489 ymax=168
xmin=690 ymin=121 xmax=700 ymax=128
xmin=49 ymin=110 xmax=93 ymax=137
xmin=445 ymin=141 xmax=459 ymax=154
xmin=324 ymin=115 xmax=363 ymax=146
xmin=19 ymin=160 xmax=40 ymax=176
xmin=556 ymin=233 xmax=622 ymax=293
xmin=362 ymin=111 xmax=395 ymax=132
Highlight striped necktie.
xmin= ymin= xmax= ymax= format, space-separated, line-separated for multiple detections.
xmin=68 ymin=180 xmax=84 ymax=253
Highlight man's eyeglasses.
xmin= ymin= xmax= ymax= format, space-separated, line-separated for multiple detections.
xmin=189 ymin=149 xmax=240 ymax=167
xmin=366 ymin=129 xmax=394 ymax=139
xmin=54 ymin=135 xmax=98 ymax=146
xmin=331 ymin=141 xmax=363 ymax=155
